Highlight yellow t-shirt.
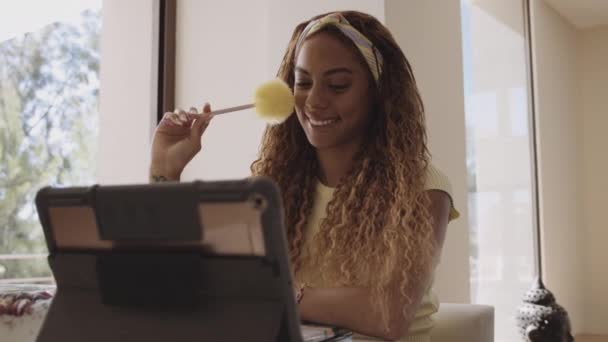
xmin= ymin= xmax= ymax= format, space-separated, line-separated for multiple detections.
xmin=294 ymin=164 xmax=459 ymax=342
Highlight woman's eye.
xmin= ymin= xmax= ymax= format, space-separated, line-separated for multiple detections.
xmin=330 ymin=84 xmax=350 ymax=91
xmin=295 ymin=81 xmax=311 ymax=88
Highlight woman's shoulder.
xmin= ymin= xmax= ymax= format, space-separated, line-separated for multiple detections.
xmin=424 ymin=163 xmax=452 ymax=194
xmin=424 ymin=163 xmax=460 ymax=221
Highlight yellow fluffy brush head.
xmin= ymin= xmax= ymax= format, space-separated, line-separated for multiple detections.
xmin=253 ymin=78 xmax=294 ymax=125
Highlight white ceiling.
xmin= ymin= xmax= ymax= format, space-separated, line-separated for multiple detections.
xmin=543 ymin=0 xmax=608 ymax=29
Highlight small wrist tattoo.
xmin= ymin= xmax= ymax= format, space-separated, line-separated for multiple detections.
xmin=296 ymin=284 xmax=306 ymax=304
xmin=151 ymin=175 xmax=169 ymax=182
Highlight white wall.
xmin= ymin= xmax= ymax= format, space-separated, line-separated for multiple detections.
xmin=579 ymin=25 xmax=608 ymax=334
xmin=97 ymin=0 xmax=158 ymax=184
xmin=385 ymin=1 xmax=471 ymax=303
xmin=265 ymin=0 xmax=384 ymax=75
xmin=175 ymin=0 xmax=270 ymax=181
xmin=531 ymin=0 xmax=585 ymax=333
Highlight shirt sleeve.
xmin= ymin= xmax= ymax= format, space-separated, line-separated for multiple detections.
xmin=424 ymin=163 xmax=460 ymax=222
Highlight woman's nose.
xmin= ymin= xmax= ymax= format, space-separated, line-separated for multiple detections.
xmin=306 ymin=84 xmax=329 ymax=109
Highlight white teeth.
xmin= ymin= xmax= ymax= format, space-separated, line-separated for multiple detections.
xmin=309 ymin=118 xmax=337 ymax=126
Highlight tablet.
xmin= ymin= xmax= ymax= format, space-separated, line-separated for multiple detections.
xmin=34 ymin=177 xmax=305 ymax=342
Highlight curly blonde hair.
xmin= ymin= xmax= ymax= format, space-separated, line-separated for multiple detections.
xmin=251 ymin=11 xmax=435 ymax=329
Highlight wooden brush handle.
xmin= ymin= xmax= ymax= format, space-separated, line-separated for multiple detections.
xmin=209 ymin=103 xmax=254 ymax=115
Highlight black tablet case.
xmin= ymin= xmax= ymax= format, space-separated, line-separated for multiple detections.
xmin=34 ymin=177 xmax=304 ymax=342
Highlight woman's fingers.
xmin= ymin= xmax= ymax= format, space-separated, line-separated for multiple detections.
xmin=159 ymin=103 xmax=213 ymax=139
xmin=160 ymin=111 xmax=182 ymax=126
xmin=191 ymin=102 xmax=214 ymax=138
xmin=175 ymin=108 xmax=193 ymax=126
xmin=202 ymin=102 xmax=211 ymax=114
xmin=160 ymin=108 xmax=196 ymax=127
xmin=185 ymin=103 xmax=213 ymax=120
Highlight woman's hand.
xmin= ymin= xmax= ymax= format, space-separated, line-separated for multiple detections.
xmin=149 ymin=103 xmax=214 ymax=181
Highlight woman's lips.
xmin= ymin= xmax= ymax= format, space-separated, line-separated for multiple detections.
xmin=306 ymin=113 xmax=340 ymax=127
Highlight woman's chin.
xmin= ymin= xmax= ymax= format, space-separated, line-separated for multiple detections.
xmin=307 ymin=139 xmax=339 ymax=150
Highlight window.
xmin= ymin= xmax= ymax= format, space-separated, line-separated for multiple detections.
xmin=0 ymin=0 xmax=102 ymax=283
xmin=461 ymin=0 xmax=537 ymax=341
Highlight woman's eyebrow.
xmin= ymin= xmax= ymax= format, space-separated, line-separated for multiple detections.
xmin=295 ymin=66 xmax=353 ymax=76
xmin=323 ymin=67 xmax=353 ymax=76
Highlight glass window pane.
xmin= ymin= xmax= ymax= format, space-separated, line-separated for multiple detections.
xmin=0 ymin=0 xmax=102 ymax=283
xmin=461 ymin=1 xmax=536 ymax=341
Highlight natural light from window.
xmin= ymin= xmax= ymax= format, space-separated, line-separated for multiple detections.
xmin=0 ymin=0 xmax=102 ymax=284
xmin=461 ymin=0 xmax=537 ymax=341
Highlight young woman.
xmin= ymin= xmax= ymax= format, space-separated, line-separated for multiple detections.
xmin=150 ymin=11 xmax=459 ymax=342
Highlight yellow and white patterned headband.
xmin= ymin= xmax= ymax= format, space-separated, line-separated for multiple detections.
xmin=294 ymin=13 xmax=384 ymax=83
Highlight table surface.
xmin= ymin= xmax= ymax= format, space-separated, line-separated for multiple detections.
xmin=0 ymin=284 xmax=388 ymax=342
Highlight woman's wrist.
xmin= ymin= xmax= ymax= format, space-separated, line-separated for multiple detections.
xmin=149 ymin=162 xmax=181 ymax=182
xmin=295 ymin=283 xmax=307 ymax=304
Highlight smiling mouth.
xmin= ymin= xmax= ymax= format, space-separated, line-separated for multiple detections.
xmin=307 ymin=115 xmax=340 ymax=127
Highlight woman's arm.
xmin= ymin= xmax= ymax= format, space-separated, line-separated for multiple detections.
xmin=298 ymin=190 xmax=451 ymax=340
xmin=149 ymin=105 xmax=214 ymax=183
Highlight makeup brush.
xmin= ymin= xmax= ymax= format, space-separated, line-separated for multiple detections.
xmin=206 ymin=78 xmax=294 ymax=125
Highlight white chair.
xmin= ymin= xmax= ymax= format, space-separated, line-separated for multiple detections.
xmin=431 ymin=303 xmax=494 ymax=342
xmin=351 ymin=302 xmax=494 ymax=342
